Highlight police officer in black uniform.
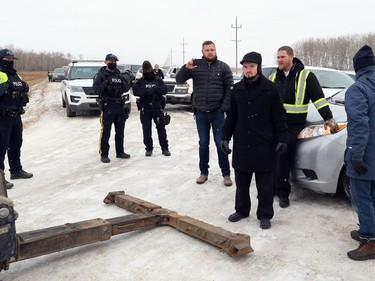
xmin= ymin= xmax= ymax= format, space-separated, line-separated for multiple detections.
xmin=133 ymin=60 xmax=170 ymax=157
xmin=0 ymin=49 xmax=33 ymax=188
xmin=93 ymin=54 xmax=131 ymax=163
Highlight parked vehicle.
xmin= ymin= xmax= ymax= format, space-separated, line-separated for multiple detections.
xmin=51 ymin=67 xmax=66 ymax=82
xmin=60 ymin=60 xmax=131 ymax=117
xmin=290 ymin=89 xmax=351 ymax=200
xmin=163 ymin=66 xmax=192 ymax=105
xmin=262 ymin=66 xmax=354 ymax=98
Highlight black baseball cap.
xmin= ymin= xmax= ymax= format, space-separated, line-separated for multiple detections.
xmin=105 ymin=54 xmax=118 ymax=61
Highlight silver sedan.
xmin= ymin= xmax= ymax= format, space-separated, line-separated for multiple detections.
xmin=290 ymin=89 xmax=350 ymax=199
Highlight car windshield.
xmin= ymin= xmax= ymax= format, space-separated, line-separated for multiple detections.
xmin=70 ymin=66 xmax=102 ymax=79
xmin=53 ymin=68 xmax=65 ymax=74
xmin=311 ymin=69 xmax=354 ymax=88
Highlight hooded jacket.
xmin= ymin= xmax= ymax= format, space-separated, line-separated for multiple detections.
xmin=345 ymin=65 xmax=375 ymax=180
xmin=272 ymin=58 xmax=333 ymax=128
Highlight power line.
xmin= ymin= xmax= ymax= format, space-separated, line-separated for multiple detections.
xmin=231 ymin=16 xmax=242 ymax=74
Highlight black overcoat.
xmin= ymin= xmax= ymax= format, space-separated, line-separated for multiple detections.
xmin=222 ymin=75 xmax=288 ymax=172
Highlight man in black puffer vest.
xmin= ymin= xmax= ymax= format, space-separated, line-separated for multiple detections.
xmin=93 ymin=53 xmax=131 ymax=163
xmin=0 ymin=49 xmax=33 ymax=188
xmin=176 ymin=40 xmax=233 ymax=187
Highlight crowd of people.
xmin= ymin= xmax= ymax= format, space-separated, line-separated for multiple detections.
xmin=1 ymin=41 xmax=374 ymax=261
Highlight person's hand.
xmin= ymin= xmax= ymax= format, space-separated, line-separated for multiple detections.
xmin=275 ymin=142 xmax=287 ymax=155
xmin=324 ymin=118 xmax=339 ymax=134
xmin=221 ymin=140 xmax=232 ymax=155
xmin=185 ymin=58 xmax=197 ymax=70
xmin=351 ymin=159 xmax=368 ymax=175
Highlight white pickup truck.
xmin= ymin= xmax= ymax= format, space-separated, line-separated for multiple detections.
xmin=163 ymin=66 xmax=193 ymax=105
xmin=60 ymin=60 xmax=131 ymax=117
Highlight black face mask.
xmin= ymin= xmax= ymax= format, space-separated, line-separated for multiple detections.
xmin=144 ymin=72 xmax=154 ymax=81
xmin=0 ymin=59 xmax=14 ymax=69
xmin=107 ymin=62 xmax=117 ymax=70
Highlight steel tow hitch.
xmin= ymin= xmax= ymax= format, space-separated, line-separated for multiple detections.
xmin=103 ymin=191 xmax=253 ymax=258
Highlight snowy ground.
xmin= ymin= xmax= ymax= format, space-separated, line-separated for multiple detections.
xmin=1 ymin=81 xmax=374 ymax=281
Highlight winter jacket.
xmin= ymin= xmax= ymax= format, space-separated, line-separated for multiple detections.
xmin=272 ymin=58 xmax=333 ymax=128
xmin=175 ymin=57 xmax=233 ymax=112
xmin=345 ymin=65 xmax=375 ymax=180
xmin=133 ymin=73 xmax=168 ymax=109
xmin=0 ymin=66 xmax=29 ymax=111
xmin=222 ymin=75 xmax=288 ymax=172
xmin=93 ymin=66 xmax=130 ymax=101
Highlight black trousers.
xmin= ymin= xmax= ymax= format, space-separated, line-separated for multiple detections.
xmin=234 ymin=169 xmax=274 ymax=220
xmin=140 ymin=107 xmax=168 ymax=152
xmin=0 ymin=115 xmax=23 ymax=173
xmin=275 ymin=126 xmax=302 ymax=199
xmin=99 ymin=104 xmax=127 ymax=157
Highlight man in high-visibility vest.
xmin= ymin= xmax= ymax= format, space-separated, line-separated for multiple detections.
xmin=271 ymin=46 xmax=338 ymax=208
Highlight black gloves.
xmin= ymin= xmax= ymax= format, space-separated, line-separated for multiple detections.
xmin=275 ymin=142 xmax=287 ymax=155
xmin=351 ymin=159 xmax=368 ymax=175
xmin=221 ymin=140 xmax=232 ymax=155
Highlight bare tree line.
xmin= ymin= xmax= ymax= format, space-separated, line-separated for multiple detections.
xmin=0 ymin=44 xmax=73 ymax=71
xmin=293 ymin=33 xmax=375 ymax=70
xmin=3 ymin=32 xmax=375 ymax=72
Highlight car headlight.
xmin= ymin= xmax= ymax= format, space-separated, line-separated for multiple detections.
xmin=298 ymin=122 xmax=347 ymax=139
xmin=67 ymin=85 xmax=84 ymax=92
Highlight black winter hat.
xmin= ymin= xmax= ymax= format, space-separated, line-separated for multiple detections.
xmin=142 ymin=60 xmax=152 ymax=72
xmin=0 ymin=48 xmax=18 ymax=60
xmin=353 ymin=45 xmax=375 ymax=72
xmin=240 ymin=52 xmax=262 ymax=65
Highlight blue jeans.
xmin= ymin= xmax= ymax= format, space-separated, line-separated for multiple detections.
xmin=350 ymin=178 xmax=375 ymax=239
xmin=195 ymin=110 xmax=230 ymax=177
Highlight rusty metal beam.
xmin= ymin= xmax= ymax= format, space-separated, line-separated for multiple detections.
xmin=103 ymin=191 xmax=254 ymax=257
xmin=15 ymin=214 xmax=164 ymax=262
xmin=16 ymin=218 xmax=112 ymax=261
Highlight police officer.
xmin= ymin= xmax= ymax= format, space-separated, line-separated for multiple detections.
xmin=93 ymin=54 xmax=131 ymax=163
xmin=0 ymin=49 xmax=33 ymax=188
xmin=133 ymin=60 xmax=170 ymax=157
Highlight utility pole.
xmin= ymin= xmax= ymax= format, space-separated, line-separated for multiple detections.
xmin=181 ymin=38 xmax=187 ymax=65
xmin=231 ymin=16 xmax=242 ymax=74
xmin=170 ymin=48 xmax=173 ymax=66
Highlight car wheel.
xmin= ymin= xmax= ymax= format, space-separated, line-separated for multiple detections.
xmin=338 ymin=166 xmax=351 ymax=201
xmin=66 ymin=105 xmax=76 ymax=117
xmin=62 ymin=96 xmax=66 ymax=108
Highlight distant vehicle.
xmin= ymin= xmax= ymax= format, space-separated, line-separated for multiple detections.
xmin=163 ymin=66 xmax=192 ymax=105
xmin=60 ymin=60 xmax=131 ymax=117
xmin=262 ymin=66 xmax=354 ymax=98
xmin=51 ymin=68 xmax=66 ymax=82
xmin=123 ymin=64 xmax=142 ymax=75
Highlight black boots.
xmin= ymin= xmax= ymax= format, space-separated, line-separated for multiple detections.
xmin=10 ymin=169 xmax=33 ymax=179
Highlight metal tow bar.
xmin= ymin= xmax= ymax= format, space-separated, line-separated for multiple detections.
xmin=103 ymin=191 xmax=253 ymax=258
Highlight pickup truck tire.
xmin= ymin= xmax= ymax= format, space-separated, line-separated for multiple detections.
xmin=66 ymin=105 xmax=76 ymax=117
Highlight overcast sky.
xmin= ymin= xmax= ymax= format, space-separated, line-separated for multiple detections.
xmin=5 ymin=0 xmax=375 ymax=69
